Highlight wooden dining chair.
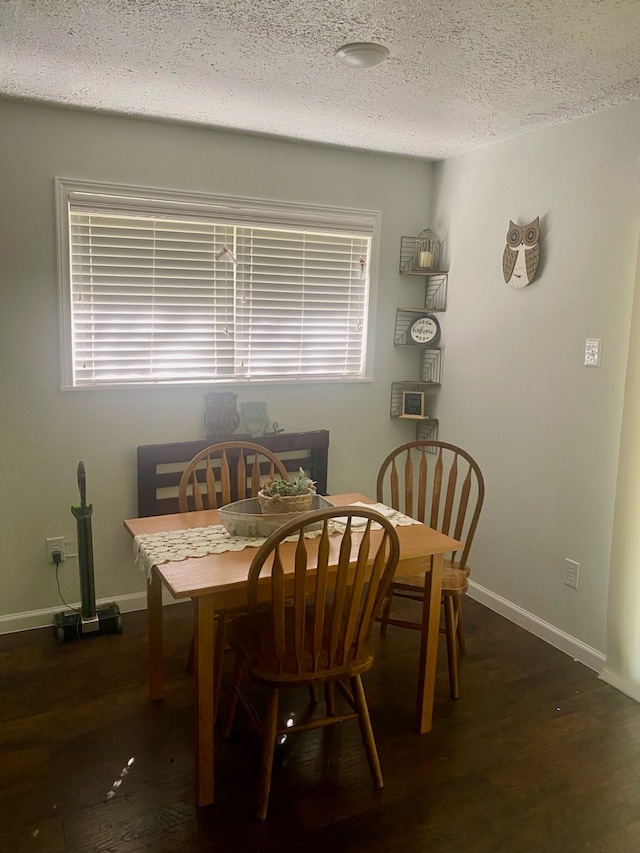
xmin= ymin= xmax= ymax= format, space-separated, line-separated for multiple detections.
xmin=376 ymin=440 xmax=485 ymax=699
xmin=222 ymin=505 xmax=400 ymax=820
xmin=178 ymin=441 xmax=290 ymax=715
xmin=178 ymin=440 xmax=289 ymax=512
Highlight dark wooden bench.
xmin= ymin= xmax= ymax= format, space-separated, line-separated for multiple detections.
xmin=137 ymin=430 xmax=330 ymax=517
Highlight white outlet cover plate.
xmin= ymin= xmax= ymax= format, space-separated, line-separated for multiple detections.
xmin=585 ymin=338 xmax=601 ymax=367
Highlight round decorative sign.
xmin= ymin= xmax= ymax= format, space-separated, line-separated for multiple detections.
xmin=409 ymin=315 xmax=440 ymax=346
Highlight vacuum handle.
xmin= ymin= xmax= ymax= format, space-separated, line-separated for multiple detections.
xmin=77 ymin=461 xmax=87 ymax=508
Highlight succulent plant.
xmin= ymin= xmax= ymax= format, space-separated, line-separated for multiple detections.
xmin=261 ymin=468 xmax=316 ymax=497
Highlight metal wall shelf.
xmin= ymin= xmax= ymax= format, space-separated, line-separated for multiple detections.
xmin=416 ymin=418 xmax=440 ymax=443
xmin=392 ymin=237 xmax=449 ymax=444
xmin=419 ymin=348 xmax=444 ymax=384
xmin=390 ymin=381 xmax=438 ymax=419
xmin=399 ymin=237 xmax=448 ymax=311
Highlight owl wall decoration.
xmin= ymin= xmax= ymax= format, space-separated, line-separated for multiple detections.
xmin=502 ymin=217 xmax=540 ymax=288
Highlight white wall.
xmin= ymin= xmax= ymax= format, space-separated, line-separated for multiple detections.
xmin=5 ymin=96 xmax=640 ymax=671
xmin=431 ymin=100 xmax=640 ymax=662
xmin=0 ymin=99 xmax=433 ymax=627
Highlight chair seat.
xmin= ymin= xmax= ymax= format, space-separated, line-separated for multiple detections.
xmin=228 ymin=607 xmax=375 ymax=688
xmin=392 ymin=560 xmax=469 ymax=595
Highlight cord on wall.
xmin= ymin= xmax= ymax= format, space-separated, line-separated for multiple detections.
xmin=55 ymin=563 xmax=79 ymax=613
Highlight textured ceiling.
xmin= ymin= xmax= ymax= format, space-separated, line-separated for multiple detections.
xmin=1 ymin=0 xmax=639 ymax=159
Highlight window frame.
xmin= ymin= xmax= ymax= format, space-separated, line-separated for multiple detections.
xmin=55 ymin=178 xmax=381 ymax=390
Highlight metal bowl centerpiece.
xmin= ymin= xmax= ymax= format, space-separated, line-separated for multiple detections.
xmin=218 ymin=494 xmax=332 ymax=538
xmin=218 ymin=469 xmax=321 ymax=537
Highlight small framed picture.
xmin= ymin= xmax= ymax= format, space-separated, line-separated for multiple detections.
xmin=401 ymin=390 xmax=425 ymax=419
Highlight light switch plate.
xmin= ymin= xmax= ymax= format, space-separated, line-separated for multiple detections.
xmin=585 ymin=338 xmax=601 ymax=367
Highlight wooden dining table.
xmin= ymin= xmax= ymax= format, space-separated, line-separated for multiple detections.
xmin=124 ymin=492 xmax=461 ymax=807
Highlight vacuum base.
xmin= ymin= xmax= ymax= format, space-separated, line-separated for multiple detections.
xmin=54 ymin=603 xmax=123 ymax=644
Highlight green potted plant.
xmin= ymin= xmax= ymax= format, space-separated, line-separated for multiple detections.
xmin=258 ymin=468 xmax=316 ymax=515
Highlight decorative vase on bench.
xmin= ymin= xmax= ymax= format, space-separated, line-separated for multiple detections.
xmin=204 ymin=392 xmax=240 ymax=437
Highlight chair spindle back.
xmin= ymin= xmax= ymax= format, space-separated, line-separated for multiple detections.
xmin=246 ymin=507 xmax=400 ymax=676
xmin=178 ymin=441 xmax=289 ymax=512
xmin=376 ymin=441 xmax=484 ymax=571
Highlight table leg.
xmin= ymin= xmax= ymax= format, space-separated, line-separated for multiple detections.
xmin=194 ymin=594 xmax=216 ymax=807
xmin=147 ymin=569 xmax=164 ymax=701
xmin=415 ymin=553 xmax=444 ymax=734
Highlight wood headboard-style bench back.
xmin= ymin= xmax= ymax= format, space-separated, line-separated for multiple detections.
xmin=137 ymin=430 xmax=330 ymax=517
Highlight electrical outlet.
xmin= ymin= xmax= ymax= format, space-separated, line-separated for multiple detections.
xmin=564 ymin=558 xmax=579 ymax=589
xmin=46 ymin=536 xmax=65 ymax=563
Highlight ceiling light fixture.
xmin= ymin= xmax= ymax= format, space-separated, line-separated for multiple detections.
xmin=335 ymin=42 xmax=390 ymax=69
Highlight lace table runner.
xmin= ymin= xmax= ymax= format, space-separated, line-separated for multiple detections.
xmin=133 ymin=502 xmax=419 ymax=579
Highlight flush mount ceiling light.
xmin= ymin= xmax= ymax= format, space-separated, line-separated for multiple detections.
xmin=335 ymin=42 xmax=390 ymax=68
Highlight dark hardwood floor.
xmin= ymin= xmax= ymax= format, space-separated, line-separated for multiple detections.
xmin=2 ymin=597 xmax=639 ymax=853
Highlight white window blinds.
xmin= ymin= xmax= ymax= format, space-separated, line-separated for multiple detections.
xmin=57 ymin=181 xmax=376 ymax=389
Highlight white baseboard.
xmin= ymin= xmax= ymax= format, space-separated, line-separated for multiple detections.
xmin=467 ymin=580 xmax=606 ymax=673
xmin=597 ymin=667 xmax=640 ymax=703
xmin=0 ymin=590 xmax=181 ymax=635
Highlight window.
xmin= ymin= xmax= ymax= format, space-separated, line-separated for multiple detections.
xmin=55 ymin=180 xmax=380 ymax=389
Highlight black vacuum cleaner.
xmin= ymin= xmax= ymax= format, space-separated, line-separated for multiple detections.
xmin=54 ymin=461 xmax=123 ymax=644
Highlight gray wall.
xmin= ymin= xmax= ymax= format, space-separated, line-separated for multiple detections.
xmin=0 ymin=99 xmax=433 ymax=626
xmin=4 ymin=95 xmax=640 ymax=674
xmin=432 ymin=100 xmax=640 ymax=660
